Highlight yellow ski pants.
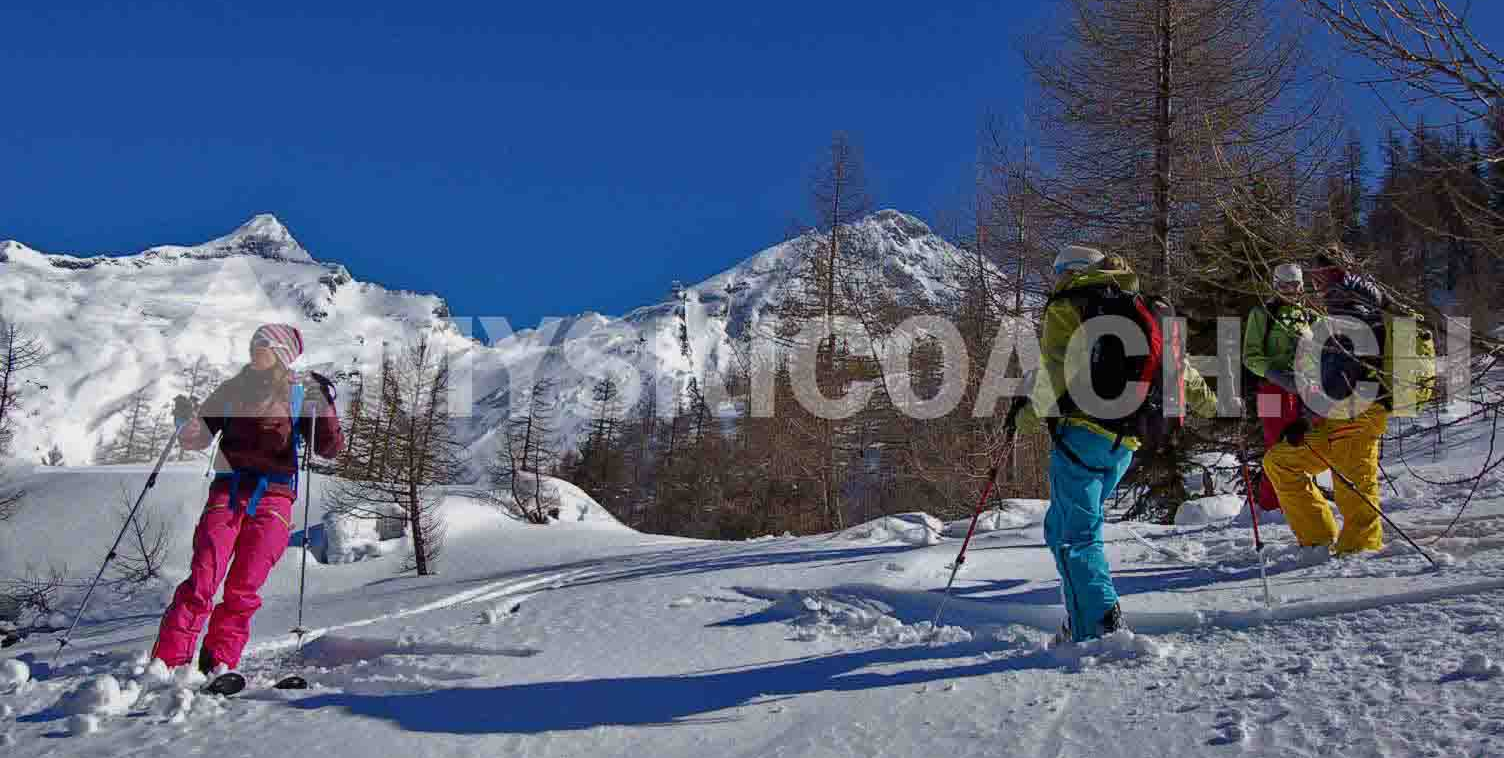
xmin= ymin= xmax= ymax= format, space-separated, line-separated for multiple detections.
xmin=1263 ymin=406 xmax=1388 ymax=554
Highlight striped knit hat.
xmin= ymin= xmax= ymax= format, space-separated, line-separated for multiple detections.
xmin=250 ymin=323 xmax=304 ymax=370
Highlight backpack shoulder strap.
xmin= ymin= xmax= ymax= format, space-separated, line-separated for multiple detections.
xmin=1046 ymin=282 xmax=1117 ymax=312
xmin=289 ymin=378 xmax=306 ymax=464
xmin=1261 ymin=299 xmax=1282 ymax=352
xmin=289 ymin=376 xmax=305 ymax=424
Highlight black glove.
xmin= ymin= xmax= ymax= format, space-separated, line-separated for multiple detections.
xmin=305 ymin=371 xmax=337 ymax=407
xmin=1281 ymin=417 xmax=1311 ymax=446
xmin=172 ymin=395 xmax=197 ymax=426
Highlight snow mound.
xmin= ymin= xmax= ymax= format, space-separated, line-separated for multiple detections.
xmin=322 ymin=507 xmax=403 ymax=564
xmin=1458 ymin=653 xmax=1502 ymax=679
xmin=788 ymin=591 xmax=971 ymax=646
xmin=551 ymin=478 xmax=623 ymax=525
xmin=57 ymin=675 xmax=139 ymax=717
xmin=0 ymin=659 xmax=29 ymax=687
xmin=1174 ymin=495 xmax=1246 ymax=526
xmin=67 ymin=714 xmax=100 ymax=736
xmin=1232 ymin=504 xmax=1288 ymax=527
xmin=942 ymin=499 xmax=1049 ymax=536
xmin=1052 ymin=630 xmax=1172 ymax=667
xmin=837 ymin=513 xmax=943 ymax=546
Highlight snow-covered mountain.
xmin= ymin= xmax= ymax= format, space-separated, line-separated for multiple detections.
xmin=2 ymin=210 xmax=970 ymax=471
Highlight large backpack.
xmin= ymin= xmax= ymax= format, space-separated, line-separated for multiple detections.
xmin=1047 ymin=283 xmax=1185 ymax=452
xmin=1385 ymin=313 xmax=1437 ymax=415
xmin=1319 ymin=310 xmax=1437 ymax=416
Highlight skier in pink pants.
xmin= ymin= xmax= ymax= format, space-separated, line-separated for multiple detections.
xmin=153 ymin=324 xmax=343 ymax=676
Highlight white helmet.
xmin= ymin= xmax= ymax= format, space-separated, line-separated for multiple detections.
xmin=1054 ymin=245 xmax=1106 ymax=276
xmin=1273 ymin=263 xmax=1304 ymax=288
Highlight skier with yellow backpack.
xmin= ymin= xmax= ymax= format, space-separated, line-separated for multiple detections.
xmin=1262 ymin=248 xmax=1436 ymax=557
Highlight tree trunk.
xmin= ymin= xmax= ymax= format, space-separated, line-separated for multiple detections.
xmin=0 ymin=352 xmax=15 ymax=439
xmin=408 ymin=479 xmax=429 ymax=575
xmin=1153 ymin=0 xmax=1174 ymax=286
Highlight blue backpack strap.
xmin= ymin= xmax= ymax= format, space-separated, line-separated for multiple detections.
xmin=245 ymin=476 xmax=270 ymax=517
xmin=289 ymin=380 xmax=306 ymax=500
xmin=216 ymin=470 xmax=244 ymax=510
xmin=215 ymin=402 xmax=241 ymax=509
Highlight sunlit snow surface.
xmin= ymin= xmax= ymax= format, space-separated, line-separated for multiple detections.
xmin=3 ymin=395 xmax=1504 ymax=756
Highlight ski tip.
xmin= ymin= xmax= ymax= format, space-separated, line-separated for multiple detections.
xmin=273 ymin=675 xmax=309 ymax=690
xmin=203 ymin=672 xmax=247 ymax=697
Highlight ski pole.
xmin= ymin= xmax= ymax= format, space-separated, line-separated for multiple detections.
xmin=1229 ymin=353 xmax=1274 ymax=608
xmin=1303 ymin=443 xmax=1437 ymax=568
xmin=201 ymin=429 xmax=224 ymax=480
xmin=55 ymin=419 xmax=186 ymax=665
xmin=1235 ymin=425 xmax=1274 ymax=609
xmin=292 ymin=405 xmax=315 ymax=644
xmin=932 ymin=398 xmax=1025 ymax=632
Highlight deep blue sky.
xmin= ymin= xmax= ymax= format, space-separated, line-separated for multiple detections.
xmin=2 ymin=1 xmax=1498 ymax=328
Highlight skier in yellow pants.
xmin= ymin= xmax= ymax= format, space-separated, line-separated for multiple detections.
xmin=1262 ymin=405 xmax=1388 ymax=554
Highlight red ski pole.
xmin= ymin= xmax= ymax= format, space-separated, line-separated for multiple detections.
xmin=931 ymin=398 xmax=1024 ymax=632
xmin=1230 ymin=351 xmax=1274 ymax=609
xmin=1236 ymin=426 xmax=1274 ymax=609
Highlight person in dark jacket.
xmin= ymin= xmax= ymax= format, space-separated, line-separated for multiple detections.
xmin=152 ymin=323 xmax=343 ymax=676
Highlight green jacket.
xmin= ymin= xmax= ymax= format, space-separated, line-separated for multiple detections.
xmin=1242 ymin=300 xmax=1314 ymax=378
xmin=1015 ymin=268 xmax=1219 ymax=450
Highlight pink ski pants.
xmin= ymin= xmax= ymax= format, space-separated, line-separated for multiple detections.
xmin=153 ymin=483 xmax=294 ymax=669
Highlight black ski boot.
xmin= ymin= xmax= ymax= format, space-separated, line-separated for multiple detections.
xmin=197 ymin=647 xmax=217 ymax=677
xmin=1101 ymin=603 xmax=1124 ymax=635
xmin=1049 ymin=619 xmax=1072 ymax=648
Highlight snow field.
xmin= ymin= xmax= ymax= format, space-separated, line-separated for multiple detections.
xmin=2 ymin=401 xmax=1504 ymax=756
xmin=0 ymin=660 xmax=28 ymax=688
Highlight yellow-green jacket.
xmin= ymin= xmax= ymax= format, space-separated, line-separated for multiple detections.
xmin=1015 ymin=267 xmax=1219 ymax=450
xmin=1242 ymin=300 xmax=1314 ymax=378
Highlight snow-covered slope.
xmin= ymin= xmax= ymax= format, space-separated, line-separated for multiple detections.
xmin=2 ymin=210 xmax=970 ymax=471
xmin=2 ymin=400 xmax=1503 ymax=756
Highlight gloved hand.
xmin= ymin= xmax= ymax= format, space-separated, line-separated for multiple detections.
xmin=1281 ymin=417 xmax=1312 ymax=446
xmin=1264 ymin=369 xmax=1298 ymax=395
xmin=304 ymin=371 xmax=337 ymax=407
xmin=172 ymin=395 xmax=197 ymax=426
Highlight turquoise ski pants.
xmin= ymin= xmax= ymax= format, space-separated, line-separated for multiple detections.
xmin=1044 ymin=424 xmax=1134 ymax=642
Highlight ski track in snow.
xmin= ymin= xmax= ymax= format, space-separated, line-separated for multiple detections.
xmin=243 ymin=565 xmax=593 ymax=659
